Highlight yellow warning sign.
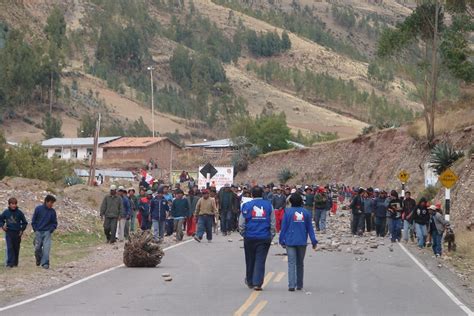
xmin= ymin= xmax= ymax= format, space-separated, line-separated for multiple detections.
xmin=439 ymin=168 xmax=458 ymax=189
xmin=398 ymin=170 xmax=410 ymax=183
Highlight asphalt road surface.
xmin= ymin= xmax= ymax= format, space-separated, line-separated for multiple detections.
xmin=2 ymin=234 xmax=471 ymax=316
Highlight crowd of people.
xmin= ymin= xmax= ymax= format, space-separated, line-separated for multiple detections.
xmin=1 ymin=178 xmax=452 ymax=292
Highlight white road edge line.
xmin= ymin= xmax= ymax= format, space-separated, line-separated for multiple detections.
xmin=399 ymin=243 xmax=474 ymax=316
xmin=0 ymin=238 xmax=194 ymax=312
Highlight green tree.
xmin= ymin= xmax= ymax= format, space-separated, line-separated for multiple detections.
xmin=170 ymin=45 xmax=193 ymax=90
xmin=377 ymin=1 xmax=473 ymax=145
xmin=77 ymin=114 xmax=96 ymax=137
xmin=281 ymin=30 xmax=292 ymax=50
xmin=42 ymin=113 xmax=63 ymax=139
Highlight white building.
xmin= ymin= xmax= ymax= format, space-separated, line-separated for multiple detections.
xmin=42 ymin=137 xmax=121 ymax=160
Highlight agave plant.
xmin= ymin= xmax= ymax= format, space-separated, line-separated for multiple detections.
xmin=429 ymin=143 xmax=464 ymax=175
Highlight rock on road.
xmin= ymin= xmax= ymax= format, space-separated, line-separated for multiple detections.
xmin=1 ymin=234 xmax=471 ymax=316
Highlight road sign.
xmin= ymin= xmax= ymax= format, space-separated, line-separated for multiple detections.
xmin=200 ymin=163 xmax=218 ymax=179
xmin=439 ymin=168 xmax=458 ymax=189
xmin=398 ymin=170 xmax=410 ymax=183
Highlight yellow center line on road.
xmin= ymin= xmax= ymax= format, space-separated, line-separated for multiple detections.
xmin=233 ymin=272 xmax=274 ymax=316
xmin=273 ymin=272 xmax=285 ymax=283
xmin=249 ymin=300 xmax=268 ymax=316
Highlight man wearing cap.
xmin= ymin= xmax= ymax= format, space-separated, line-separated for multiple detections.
xmin=117 ymin=186 xmax=131 ymax=242
xmin=100 ymin=185 xmax=123 ymax=244
xmin=171 ymin=189 xmax=189 ymax=241
xmin=139 ymin=190 xmax=153 ymax=231
xmin=150 ymin=189 xmax=169 ymax=241
xmin=194 ymin=189 xmax=218 ymax=242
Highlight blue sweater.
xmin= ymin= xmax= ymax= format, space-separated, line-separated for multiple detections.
xmin=374 ymin=197 xmax=387 ymax=217
xmin=279 ymin=207 xmax=318 ymax=247
xmin=240 ymin=198 xmax=274 ymax=240
xmin=1 ymin=208 xmax=28 ymax=231
xmin=32 ymin=204 xmax=58 ymax=233
xmin=121 ymin=196 xmax=131 ymax=218
xmin=151 ymin=197 xmax=169 ymax=221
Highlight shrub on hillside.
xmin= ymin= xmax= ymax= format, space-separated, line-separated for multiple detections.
xmin=278 ymin=168 xmax=295 ymax=184
xmin=6 ymin=142 xmax=73 ymax=182
xmin=418 ymin=185 xmax=438 ymax=202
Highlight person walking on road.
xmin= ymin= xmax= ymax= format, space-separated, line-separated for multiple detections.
xmin=100 ymin=185 xmax=123 ymax=244
xmin=117 ymin=187 xmax=131 ymax=242
xmin=374 ymin=190 xmax=388 ymax=237
xmin=239 ymin=186 xmax=276 ymax=291
xmin=279 ymin=193 xmax=317 ymax=292
xmin=271 ymin=187 xmax=286 ymax=233
xmin=362 ymin=189 xmax=374 ymax=233
xmin=412 ymin=197 xmax=429 ymax=249
xmin=314 ymin=187 xmax=328 ymax=233
xmin=402 ymin=191 xmax=416 ymax=243
xmin=186 ymin=190 xmax=199 ymax=237
xmin=428 ymin=205 xmax=449 ymax=257
xmin=350 ymin=188 xmax=364 ymax=236
xmin=171 ymin=189 xmax=189 ymax=241
xmin=194 ymin=189 xmax=218 ymax=243
xmin=32 ymin=195 xmax=58 ymax=269
xmin=1 ymin=197 xmax=28 ymax=268
xmin=218 ymin=184 xmax=236 ymax=236
xmin=139 ymin=191 xmax=153 ymax=231
xmin=387 ymin=190 xmax=403 ymax=243
xmin=150 ymin=189 xmax=169 ymax=242
xmin=128 ymin=189 xmax=138 ymax=232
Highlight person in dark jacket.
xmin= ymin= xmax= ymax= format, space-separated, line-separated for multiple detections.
xmin=1 ymin=197 xmax=28 ymax=267
xmin=272 ymin=187 xmax=286 ymax=232
xmin=362 ymin=189 xmax=374 ymax=233
xmin=402 ymin=191 xmax=416 ymax=243
xmin=218 ymin=184 xmax=237 ymax=236
xmin=186 ymin=190 xmax=199 ymax=237
xmin=350 ymin=188 xmax=365 ymax=236
xmin=239 ymin=186 xmax=276 ymax=291
xmin=171 ymin=189 xmax=189 ymax=241
xmin=100 ymin=185 xmax=123 ymax=243
xmin=32 ymin=195 xmax=58 ymax=269
xmin=387 ymin=190 xmax=403 ymax=243
xmin=138 ymin=191 xmax=153 ymax=231
xmin=314 ymin=187 xmax=328 ymax=232
xmin=150 ymin=189 xmax=169 ymax=241
xmin=117 ymin=187 xmax=131 ymax=241
xmin=412 ymin=197 xmax=429 ymax=248
xmin=279 ymin=193 xmax=317 ymax=291
xmin=374 ymin=190 xmax=388 ymax=237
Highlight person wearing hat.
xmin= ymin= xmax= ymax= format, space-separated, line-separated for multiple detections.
xmin=150 ymin=189 xmax=169 ymax=241
xmin=100 ymin=185 xmax=123 ymax=244
xmin=171 ymin=189 xmax=189 ymax=241
xmin=117 ymin=186 xmax=132 ymax=242
xmin=428 ymin=205 xmax=449 ymax=257
xmin=138 ymin=190 xmax=153 ymax=231
xmin=194 ymin=189 xmax=218 ymax=242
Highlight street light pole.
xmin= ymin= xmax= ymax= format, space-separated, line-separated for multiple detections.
xmin=147 ymin=66 xmax=155 ymax=138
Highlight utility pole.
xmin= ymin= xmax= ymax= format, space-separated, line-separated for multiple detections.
xmin=147 ymin=66 xmax=155 ymax=138
xmin=50 ymin=70 xmax=53 ymax=114
xmin=88 ymin=113 xmax=101 ymax=186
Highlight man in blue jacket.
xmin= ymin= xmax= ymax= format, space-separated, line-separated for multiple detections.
xmin=32 ymin=195 xmax=58 ymax=269
xmin=239 ymin=186 xmax=275 ymax=291
xmin=150 ymin=189 xmax=169 ymax=241
xmin=1 ymin=197 xmax=28 ymax=267
xmin=279 ymin=193 xmax=317 ymax=291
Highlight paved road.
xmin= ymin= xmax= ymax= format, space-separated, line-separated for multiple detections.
xmin=2 ymin=234 xmax=470 ymax=316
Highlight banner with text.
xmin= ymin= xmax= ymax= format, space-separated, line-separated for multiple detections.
xmin=197 ymin=166 xmax=234 ymax=190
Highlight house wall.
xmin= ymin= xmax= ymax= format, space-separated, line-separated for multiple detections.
xmin=45 ymin=147 xmax=104 ymax=160
xmin=102 ymin=140 xmax=181 ymax=169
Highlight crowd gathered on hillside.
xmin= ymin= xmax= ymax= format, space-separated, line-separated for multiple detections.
xmin=1 ymin=176 xmax=452 ymax=291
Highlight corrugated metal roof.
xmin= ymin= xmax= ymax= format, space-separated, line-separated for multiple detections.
xmin=42 ymin=137 xmax=121 ymax=147
xmin=102 ymin=137 xmax=180 ymax=148
xmin=187 ymin=138 xmax=236 ymax=148
xmin=74 ymin=169 xmax=135 ymax=179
